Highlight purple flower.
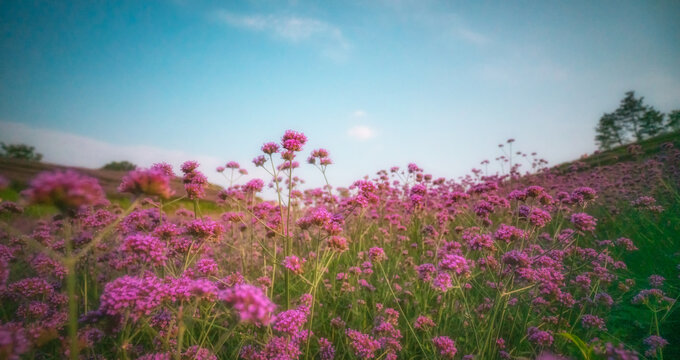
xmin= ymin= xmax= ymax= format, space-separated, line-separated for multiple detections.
xmin=0 ymin=322 xmax=29 ymax=360
xmin=281 ymin=130 xmax=307 ymax=152
xmin=346 ymin=329 xmax=381 ymax=359
xmin=98 ymin=275 xmax=168 ymax=321
xmin=571 ymin=213 xmax=597 ymax=232
xmin=368 ymin=247 xmax=387 ymax=262
xmin=23 ymin=170 xmax=106 ymax=212
xmin=118 ymin=168 xmax=174 ymax=199
xmin=432 ymin=272 xmax=453 ymax=292
xmin=283 ymin=255 xmax=306 ymax=275
xmin=185 ymin=217 xmax=225 ymax=242
xmin=318 ymin=337 xmax=335 ymax=360
xmin=120 ymin=234 xmax=168 ymax=266
xmin=527 ymin=208 xmax=552 ymax=228
xmin=581 ymin=314 xmax=607 ymax=331
xmin=648 ymin=274 xmax=665 ymax=288
xmin=527 ymin=327 xmax=553 ymax=347
xmin=432 ymin=336 xmax=457 ymax=359
xmin=261 ymin=142 xmax=280 ymax=155
xmin=272 ymin=305 xmax=309 ymax=336
xmin=643 ymin=335 xmax=668 ymax=358
xmin=438 ymin=254 xmax=470 ymax=275
xmin=181 ymin=161 xmax=207 ymax=200
xmin=219 ymin=284 xmax=276 ymax=325
xmin=414 ymin=316 xmax=436 ymax=331
xmin=0 ymin=175 xmax=9 ymax=190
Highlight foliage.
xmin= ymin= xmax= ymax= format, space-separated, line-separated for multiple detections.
xmin=594 ymin=91 xmax=678 ymax=150
xmin=101 ymin=160 xmax=137 ymax=171
xmin=0 ymin=142 xmax=43 ymax=161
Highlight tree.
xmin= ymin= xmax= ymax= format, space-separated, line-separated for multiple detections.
xmin=615 ymin=91 xmax=647 ymax=142
xmin=102 ymin=161 xmax=137 ymax=171
xmin=0 ymin=143 xmax=43 ymax=161
xmin=639 ymin=107 xmax=665 ymax=138
xmin=595 ymin=112 xmax=626 ymax=150
xmin=667 ymin=110 xmax=680 ymax=132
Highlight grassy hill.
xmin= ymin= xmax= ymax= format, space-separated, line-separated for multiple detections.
xmin=553 ymin=130 xmax=680 ymax=173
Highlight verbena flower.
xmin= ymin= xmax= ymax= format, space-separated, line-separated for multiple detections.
xmin=118 ymin=168 xmax=173 ymax=199
xmin=219 ymin=284 xmax=275 ymax=325
xmin=23 ymin=170 xmax=106 ymax=212
xmin=432 ymin=336 xmax=457 ymax=359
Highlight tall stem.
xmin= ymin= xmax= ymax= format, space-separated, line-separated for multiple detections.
xmin=64 ymin=223 xmax=79 ymax=360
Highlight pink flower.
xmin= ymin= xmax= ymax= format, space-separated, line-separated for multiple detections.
xmin=368 ymin=247 xmax=387 ymax=262
xmin=120 ymin=234 xmax=168 ymax=266
xmin=527 ymin=327 xmax=553 ymax=347
xmin=283 ymin=255 xmax=306 ymax=274
xmin=643 ymin=335 xmax=668 ymax=358
xmin=346 ymin=329 xmax=381 ymax=359
xmin=0 ymin=322 xmax=29 ymax=360
xmin=252 ymin=155 xmax=267 ymax=167
xmin=571 ymin=212 xmax=597 ymax=232
xmin=244 ymin=179 xmax=264 ymax=193
xmin=23 ymin=170 xmax=106 ymax=212
xmin=526 ymin=207 xmax=552 ymax=228
xmin=318 ymin=337 xmax=335 ymax=360
xmin=185 ymin=218 xmax=225 ymax=241
xmin=98 ymin=275 xmax=168 ymax=321
xmin=414 ymin=316 xmax=436 ymax=331
xmin=261 ymin=142 xmax=280 ymax=155
xmin=219 ymin=284 xmax=276 ymax=325
xmin=438 ymin=254 xmax=470 ymax=275
xmin=272 ymin=305 xmax=309 ymax=336
xmin=581 ymin=314 xmax=607 ymax=331
xmin=118 ymin=168 xmax=174 ymax=199
xmin=0 ymin=175 xmax=9 ymax=190
xmin=328 ymin=236 xmax=349 ymax=252
xmin=281 ymin=130 xmax=307 ymax=152
xmin=649 ymin=274 xmax=665 ymax=288
xmin=151 ymin=162 xmax=175 ymax=177
xmin=432 ymin=272 xmax=453 ymax=292
xmin=432 ymin=336 xmax=457 ymax=359
xmin=181 ymin=161 xmax=207 ymax=200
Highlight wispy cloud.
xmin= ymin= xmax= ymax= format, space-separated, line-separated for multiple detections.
xmin=351 ymin=109 xmax=367 ymax=118
xmin=213 ymin=10 xmax=350 ymax=60
xmin=477 ymin=44 xmax=569 ymax=85
xmin=347 ymin=125 xmax=375 ymax=140
xmin=455 ymin=27 xmax=490 ymax=46
xmin=0 ymin=121 xmax=226 ymax=184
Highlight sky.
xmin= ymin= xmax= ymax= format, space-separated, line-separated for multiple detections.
xmin=1 ymin=0 xmax=679 ymax=191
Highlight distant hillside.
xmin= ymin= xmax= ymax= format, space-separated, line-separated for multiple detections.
xmin=0 ymin=157 xmax=223 ymax=199
xmin=552 ymin=130 xmax=680 ymax=173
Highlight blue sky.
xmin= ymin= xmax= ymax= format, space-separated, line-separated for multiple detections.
xmin=1 ymin=0 xmax=679 ymax=190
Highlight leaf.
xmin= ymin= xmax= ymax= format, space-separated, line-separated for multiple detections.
xmin=558 ymin=332 xmax=593 ymax=360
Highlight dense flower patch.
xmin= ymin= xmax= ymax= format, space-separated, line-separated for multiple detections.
xmin=0 ymin=132 xmax=679 ymax=359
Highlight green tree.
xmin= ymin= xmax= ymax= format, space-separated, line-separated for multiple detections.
xmin=639 ymin=107 xmax=665 ymax=138
xmin=615 ymin=91 xmax=647 ymax=142
xmin=595 ymin=112 xmax=625 ymax=150
xmin=667 ymin=110 xmax=680 ymax=132
xmin=0 ymin=143 xmax=43 ymax=161
xmin=102 ymin=161 xmax=137 ymax=171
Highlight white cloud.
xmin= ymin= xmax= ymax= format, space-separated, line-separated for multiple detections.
xmin=351 ymin=110 xmax=367 ymax=118
xmin=0 ymin=121 xmax=226 ymax=184
xmin=347 ymin=125 xmax=375 ymax=140
xmin=456 ymin=27 xmax=490 ymax=46
xmin=213 ymin=10 xmax=350 ymax=60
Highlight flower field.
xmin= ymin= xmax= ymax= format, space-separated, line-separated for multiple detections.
xmin=1 ymin=130 xmax=679 ymax=359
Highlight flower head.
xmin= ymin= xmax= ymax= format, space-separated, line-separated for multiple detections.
xmin=219 ymin=284 xmax=276 ymax=325
xmin=118 ymin=168 xmax=174 ymax=199
xmin=23 ymin=170 xmax=106 ymax=212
